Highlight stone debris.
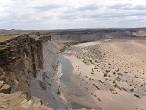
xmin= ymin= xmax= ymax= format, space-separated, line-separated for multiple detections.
xmin=0 ymin=92 xmax=26 ymax=110
xmin=0 ymin=84 xmax=11 ymax=94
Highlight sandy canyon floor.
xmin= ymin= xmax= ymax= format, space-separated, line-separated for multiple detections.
xmin=60 ymin=39 xmax=146 ymax=110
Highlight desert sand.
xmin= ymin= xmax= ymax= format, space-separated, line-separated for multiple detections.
xmin=60 ymin=39 xmax=146 ymax=110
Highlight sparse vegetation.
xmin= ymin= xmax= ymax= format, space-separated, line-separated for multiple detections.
xmin=114 ymin=84 xmax=121 ymax=90
xmin=134 ymin=94 xmax=140 ymax=98
xmin=130 ymin=88 xmax=134 ymax=92
xmin=117 ymin=73 xmax=122 ymax=76
xmin=60 ymin=41 xmax=90 ymax=52
xmin=91 ymin=72 xmax=94 ymax=74
xmin=113 ymin=80 xmax=116 ymax=84
xmin=93 ymin=84 xmax=100 ymax=90
xmin=104 ymin=73 xmax=107 ymax=77
xmin=105 ymin=70 xmax=110 ymax=73
xmin=57 ymin=89 xmax=61 ymax=95
xmin=124 ymin=71 xmax=128 ymax=74
xmin=116 ymin=69 xmax=119 ymax=72
xmin=98 ymin=98 xmax=101 ymax=101
xmin=59 ymin=37 xmax=146 ymax=109
xmin=121 ymin=87 xmax=127 ymax=91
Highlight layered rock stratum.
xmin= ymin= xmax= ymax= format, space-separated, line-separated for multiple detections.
xmin=0 ymin=33 xmax=67 ymax=110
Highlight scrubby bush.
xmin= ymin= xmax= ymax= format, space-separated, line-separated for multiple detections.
xmin=104 ymin=73 xmax=107 ymax=77
xmin=57 ymin=89 xmax=61 ymax=95
xmin=106 ymin=70 xmax=110 ymax=73
xmin=134 ymin=94 xmax=140 ymax=98
xmin=130 ymin=88 xmax=134 ymax=92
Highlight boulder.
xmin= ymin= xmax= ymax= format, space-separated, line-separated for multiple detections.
xmin=0 ymin=84 xmax=11 ymax=94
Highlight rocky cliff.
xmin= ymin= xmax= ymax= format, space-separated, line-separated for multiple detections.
xmin=0 ymin=34 xmax=45 ymax=98
xmin=50 ymin=28 xmax=146 ymax=41
xmin=30 ymin=35 xmax=69 ymax=109
xmin=0 ymin=33 xmax=66 ymax=110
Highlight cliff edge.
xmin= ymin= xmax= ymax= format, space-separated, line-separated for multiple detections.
xmin=0 ymin=33 xmax=67 ymax=110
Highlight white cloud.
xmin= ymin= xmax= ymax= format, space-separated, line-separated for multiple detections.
xmin=0 ymin=0 xmax=146 ymax=29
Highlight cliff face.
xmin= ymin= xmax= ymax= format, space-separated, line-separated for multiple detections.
xmin=50 ymin=29 xmax=134 ymax=41
xmin=50 ymin=28 xmax=146 ymax=42
xmin=0 ymin=33 xmax=68 ymax=110
xmin=132 ymin=29 xmax=146 ymax=36
xmin=0 ymin=34 xmax=50 ymax=99
xmin=31 ymin=39 xmax=68 ymax=109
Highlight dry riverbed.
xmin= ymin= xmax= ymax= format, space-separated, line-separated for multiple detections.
xmin=60 ymin=39 xmax=146 ymax=110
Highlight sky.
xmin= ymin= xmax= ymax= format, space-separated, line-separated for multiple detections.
xmin=0 ymin=0 xmax=146 ymax=30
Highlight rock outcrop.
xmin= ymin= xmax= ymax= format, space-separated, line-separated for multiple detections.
xmin=0 ymin=91 xmax=26 ymax=110
xmin=0 ymin=33 xmax=62 ymax=110
xmin=0 ymin=34 xmax=48 ymax=99
xmin=49 ymin=28 xmax=146 ymax=41
xmin=0 ymin=91 xmax=53 ymax=110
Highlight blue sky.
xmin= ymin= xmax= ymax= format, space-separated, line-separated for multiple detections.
xmin=0 ymin=0 xmax=146 ymax=30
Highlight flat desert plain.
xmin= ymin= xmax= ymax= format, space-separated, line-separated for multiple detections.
xmin=60 ymin=39 xmax=146 ymax=110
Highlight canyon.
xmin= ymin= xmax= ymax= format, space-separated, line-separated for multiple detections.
xmin=0 ymin=28 xmax=146 ymax=110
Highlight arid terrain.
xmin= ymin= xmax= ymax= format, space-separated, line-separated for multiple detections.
xmin=1 ymin=0 xmax=146 ymax=109
xmin=60 ymin=38 xmax=146 ymax=110
xmin=0 ymin=28 xmax=146 ymax=110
